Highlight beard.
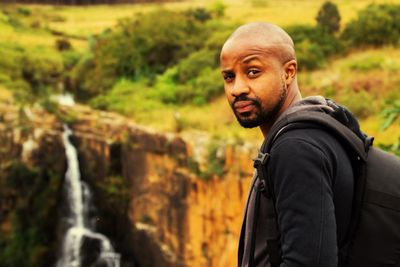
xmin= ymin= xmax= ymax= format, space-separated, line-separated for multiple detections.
xmin=231 ymin=84 xmax=288 ymax=128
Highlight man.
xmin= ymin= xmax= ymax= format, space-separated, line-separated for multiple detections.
xmin=220 ymin=22 xmax=354 ymax=266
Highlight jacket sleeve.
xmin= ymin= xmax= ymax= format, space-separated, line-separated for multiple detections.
xmin=268 ymin=137 xmax=337 ymax=267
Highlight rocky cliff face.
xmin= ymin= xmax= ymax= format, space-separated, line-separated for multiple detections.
xmin=0 ymin=102 xmax=258 ymax=267
xmin=0 ymin=103 xmax=66 ymax=266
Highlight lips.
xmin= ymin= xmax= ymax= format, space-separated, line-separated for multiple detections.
xmin=234 ymin=100 xmax=255 ymax=113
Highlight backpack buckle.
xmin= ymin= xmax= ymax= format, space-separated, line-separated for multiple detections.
xmin=365 ymin=136 xmax=374 ymax=152
xmin=253 ymin=151 xmax=270 ymax=168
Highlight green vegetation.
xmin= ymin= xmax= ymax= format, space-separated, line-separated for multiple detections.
xmin=341 ymin=4 xmax=400 ymax=47
xmin=316 ymin=1 xmax=341 ymax=33
xmin=0 ymin=161 xmax=62 ymax=266
xmin=379 ymin=101 xmax=400 ymax=156
xmin=286 ymin=25 xmax=344 ymax=70
xmin=0 ymin=1 xmax=399 ymax=266
xmin=0 ymin=1 xmax=399 ymax=142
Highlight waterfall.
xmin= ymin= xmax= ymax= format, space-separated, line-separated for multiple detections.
xmin=57 ymin=125 xmax=121 ymax=267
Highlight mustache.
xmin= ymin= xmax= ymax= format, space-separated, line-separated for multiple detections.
xmin=231 ymin=95 xmax=261 ymax=109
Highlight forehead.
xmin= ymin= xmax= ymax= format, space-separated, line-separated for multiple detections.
xmin=220 ymin=36 xmax=278 ymax=66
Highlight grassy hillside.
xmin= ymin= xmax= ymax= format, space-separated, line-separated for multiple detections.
xmin=32 ymin=0 xmax=397 ymax=36
xmin=0 ymin=0 xmax=399 ymax=147
xmin=1 ymin=0 xmax=395 ymax=49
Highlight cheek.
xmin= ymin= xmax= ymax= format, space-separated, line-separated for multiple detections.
xmin=224 ymin=85 xmax=233 ymax=102
xmin=224 ymin=82 xmax=232 ymax=93
xmin=253 ymin=77 xmax=283 ymax=103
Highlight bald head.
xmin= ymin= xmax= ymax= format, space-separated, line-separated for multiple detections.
xmin=221 ymin=22 xmax=296 ymax=64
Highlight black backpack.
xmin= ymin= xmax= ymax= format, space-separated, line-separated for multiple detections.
xmin=253 ymin=110 xmax=400 ymax=267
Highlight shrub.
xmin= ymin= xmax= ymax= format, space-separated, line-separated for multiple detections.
xmin=379 ymin=100 xmax=400 ymax=157
xmin=210 ymin=0 xmax=226 ymax=18
xmin=190 ymin=67 xmax=223 ymax=105
xmin=380 ymin=100 xmax=400 ymax=131
xmin=185 ymin=7 xmax=212 ymax=22
xmin=153 ymin=49 xmax=223 ymax=105
xmin=55 ymin=38 xmax=72 ymax=51
xmin=68 ymin=52 xmax=110 ymax=101
xmin=337 ymin=89 xmax=377 ymax=118
xmin=21 ymin=48 xmax=63 ymax=99
xmin=89 ymin=78 xmax=157 ymax=115
xmin=91 ymin=9 xmax=210 ymax=79
xmin=17 ymin=7 xmax=31 ymax=16
xmin=0 ymin=161 xmax=61 ymax=267
xmin=285 ymin=25 xmax=344 ymax=70
xmin=70 ymin=8 xmax=223 ymax=102
xmin=341 ymin=4 xmax=400 ymax=47
xmin=287 ymin=25 xmax=344 ymax=57
xmin=316 ymin=1 xmax=341 ymax=34
xmin=348 ymin=55 xmax=384 ymax=71
xmin=295 ymin=39 xmax=326 ymax=70
xmin=0 ymin=43 xmax=64 ymax=104
xmin=176 ymin=48 xmax=219 ymax=83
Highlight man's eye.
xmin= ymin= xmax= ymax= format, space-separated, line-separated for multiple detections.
xmin=248 ymin=69 xmax=260 ymax=77
xmin=223 ymin=73 xmax=235 ymax=82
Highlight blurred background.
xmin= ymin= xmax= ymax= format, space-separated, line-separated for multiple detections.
xmin=0 ymin=0 xmax=399 ymax=266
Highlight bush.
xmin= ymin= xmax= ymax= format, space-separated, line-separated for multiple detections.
xmin=316 ymin=1 xmax=341 ymax=34
xmin=17 ymin=7 xmax=31 ymax=16
xmin=175 ymin=48 xmax=219 ymax=83
xmin=0 ymin=43 xmax=24 ymax=85
xmin=286 ymin=25 xmax=343 ymax=70
xmin=287 ymin=25 xmax=344 ymax=57
xmin=379 ymin=100 xmax=400 ymax=157
xmin=153 ymin=48 xmax=223 ymax=105
xmin=0 ymin=44 xmax=64 ymax=104
xmin=190 ymin=67 xmax=223 ymax=105
xmin=381 ymin=100 xmax=400 ymax=131
xmin=341 ymin=4 xmax=400 ymax=47
xmin=20 ymin=48 xmax=63 ymax=99
xmin=295 ymin=39 xmax=326 ymax=70
xmin=70 ymin=8 xmax=225 ymax=102
xmin=55 ymin=38 xmax=72 ymax=51
xmin=337 ymin=89 xmax=377 ymax=118
xmin=91 ymin=9 xmax=209 ymax=79
xmin=89 ymin=78 xmax=157 ymax=115
xmin=0 ymin=161 xmax=61 ymax=267
xmin=348 ymin=55 xmax=384 ymax=71
xmin=211 ymin=0 xmax=226 ymax=18
xmin=68 ymin=52 xmax=108 ymax=101
xmin=185 ymin=7 xmax=212 ymax=22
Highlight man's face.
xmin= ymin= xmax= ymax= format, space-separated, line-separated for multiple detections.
xmin=220 ymin=36 xmax=288 ymax=128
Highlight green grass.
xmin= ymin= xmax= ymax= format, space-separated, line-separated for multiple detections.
xmin=10 ymin=0 xmax=394 ymax=38
xmin=0 ymin=0 xmax=395 ymax=51
xmin=0 ymin=0 xmax=399 ymax=146
xmin=107 ymin=45 xmax=399 ymax=145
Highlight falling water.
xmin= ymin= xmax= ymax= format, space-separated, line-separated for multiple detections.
xmin=57 ymin=125 xmax=120 ymax=267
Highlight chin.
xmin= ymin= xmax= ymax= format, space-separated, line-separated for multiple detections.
xmin=236 ymin=115 xmax=262 ymax=128
xmin=239 ymin=121 xmax=260 ymax=128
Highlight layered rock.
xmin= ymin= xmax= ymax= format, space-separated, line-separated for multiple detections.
xmin=0 ymin=102 xmax=258 ymax=267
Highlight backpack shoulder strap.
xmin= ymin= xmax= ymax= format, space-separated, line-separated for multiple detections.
xmin=261 ymin=111 xmax=370 ymax=161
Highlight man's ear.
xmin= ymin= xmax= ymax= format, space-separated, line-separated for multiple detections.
xmin=284 ymin=59 xmax=297 ymax=86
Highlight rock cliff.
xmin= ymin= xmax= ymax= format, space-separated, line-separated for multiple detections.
xmin=0 ymin=102 xmax=258 ymax=267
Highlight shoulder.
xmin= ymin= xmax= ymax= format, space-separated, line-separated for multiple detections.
xmin=267 ymin=127 xmax=352 ymax=185
xmin=270 ymin=126 xmax=348 ymax=162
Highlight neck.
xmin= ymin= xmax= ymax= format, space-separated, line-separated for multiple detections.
xmin=260 ymin=87 xmax=302 ymax=138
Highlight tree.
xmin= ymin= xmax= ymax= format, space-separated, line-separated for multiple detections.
xmin=316 ymin=1 xmax=341 ymax=34
xmin=341 ymin=4 xmax=400 ymax=47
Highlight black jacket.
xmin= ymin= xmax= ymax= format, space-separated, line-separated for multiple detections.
xmin=239 ymin=97 xmax=356 ymax=267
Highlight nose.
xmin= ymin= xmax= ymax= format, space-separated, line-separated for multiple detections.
xmin=231 ymin=76 xmax=250 ymax=97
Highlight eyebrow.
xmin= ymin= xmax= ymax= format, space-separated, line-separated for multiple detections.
xmin=242 ymin=54 xmax=263 ymax=64
xmin=221 ymin=69 xmax=233 ymax=74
